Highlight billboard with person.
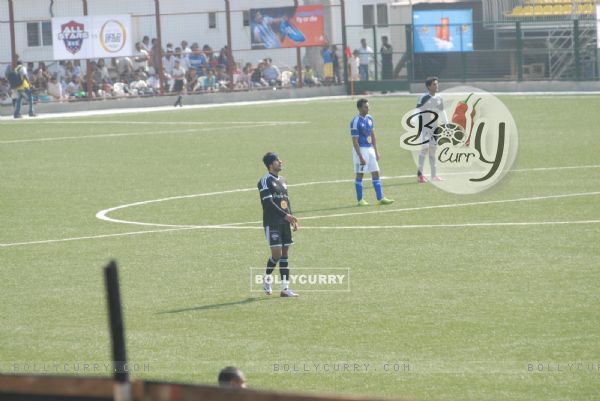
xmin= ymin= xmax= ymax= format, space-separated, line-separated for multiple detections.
xmin=412 ymin=9 xmax=473 ymax=53
xmin=250 ymin=5 xmax=326 ymax=50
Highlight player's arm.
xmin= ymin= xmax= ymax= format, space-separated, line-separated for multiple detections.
xmin=285 ymin=197 xmax=298 ymax=231
xmin=371 ymin=129 xmax=380 ymax=160
xmin=352 ymin=136 xmax=366 ymax=165
xmin=439 ymin=98 xmax=448 ymax=124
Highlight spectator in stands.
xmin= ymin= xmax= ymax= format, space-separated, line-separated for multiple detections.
xmin=199 ymin=69 xmax=218 ymax=92
xmin=140 ymin=35 xmax=151 ymax=52
xmin=96 ymin=58 xmax=111 ymax=84
xmin=203 ymin=45 xmax=218 ymax=69
xmin=162 ymin=45 xmax=176 ymax=76
xmin=33 ymin=62 xmax=52 ymax=91
xmin=72 ymin=60 xmax=83 ymax=79
xmin=261 ymin=58 xmax=281 ymax=86
xmin=174 ymin=46 xmax=191 ymax=71
xmin=186 ymin=67 xmax=200 ymax=93
xmin=303 ymin=65 xmax=318 ymax=87
xmin=380 ymin=36 xmax=393 ymax=80
xmin=356 ymin=38 xmax=373 ymax=81
xmin=0 ymin=77 xmax=11 ymax=105
xmin=322 ymin=45 xmax=334 ymax=84
xmin=172 ymin=59 xmax=185 ymax=106
xmin=331 ymin=45 xmax=342 ymax=84
xmin=66 ymin=75 xmax=85 ymax=98
xmin=181 ymin=40 xmax=192 ymax=55
xmin=47 ymin=73 xmax=65 ymax=101
xmin=250 ymin=62 xmax=268 ymax=88
xmin=218 ymin=366 xmax=246 ymax=388
xmin=133 ymin=41 xmax=149 ymax=72
xmin=350 ymin=49 xmax=360 ymax=81
xmin=188 ymin=43 xmax=206 ymax=75
xmin=49 ymin=60 xmax=66 ymax=82
xmin=117 ymin=57 xmax=134 ymax=82
xmin=217 ymin=45 xmax=230 ymax=68
xmin=215 ymin=64 xmax=228 ymax=85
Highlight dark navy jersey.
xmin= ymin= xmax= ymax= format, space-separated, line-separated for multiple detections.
xmin=258 ymin=173 xmax=292 ymax=227
xmin=350 ymin=114 xmax=375 ymax=148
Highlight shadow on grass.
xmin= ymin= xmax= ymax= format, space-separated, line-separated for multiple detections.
xmin=157 ymin=296 xmax=277 ymax=314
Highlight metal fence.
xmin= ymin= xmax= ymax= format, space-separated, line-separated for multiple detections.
xmin=346 ymin=15 xmax=598 ymax=82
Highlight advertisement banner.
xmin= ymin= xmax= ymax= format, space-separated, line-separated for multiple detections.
xmin=412 ymin=9 xmax=473 ymax=53
xmin=250 ymin=5 xmax=325 ymax=50
xmin=52 ymin=15 xmax=132 ymax=60
xmin=597 ymin=5 xmax=600 ymax=49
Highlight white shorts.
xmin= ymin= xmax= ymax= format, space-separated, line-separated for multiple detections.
xmin=352 ymin=147 xmax=379 ymax=173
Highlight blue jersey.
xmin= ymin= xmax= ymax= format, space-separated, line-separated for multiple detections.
xmin=253 ymin=16 xmax=281 ymax=49
xmin=350 ymin=114 xmax=374 ymax=147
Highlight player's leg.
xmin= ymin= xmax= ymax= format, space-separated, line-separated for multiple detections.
xmin=263 ymin=226 xmax=283 ymax=295
xmin=418 ymin=145 xmax=428 ymax=183
xmin=280 ymin=226 xmax=298 ymax=297
xmin=429 ymin=143 xmax=442 ymax=181
xmin=14 ymin=90 xmax=23 ymax=118
xmin=369 ymin=159 xmax=394 ymax=205
xmin=353 ymin=148 xmax=368 ymax=205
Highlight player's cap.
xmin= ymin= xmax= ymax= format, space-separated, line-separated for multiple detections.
xmin=263 ymin=152 xmax=279 ymax=167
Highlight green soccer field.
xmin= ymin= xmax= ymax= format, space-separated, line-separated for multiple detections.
xmin=1 ymin=95 xmax=599 ymax=401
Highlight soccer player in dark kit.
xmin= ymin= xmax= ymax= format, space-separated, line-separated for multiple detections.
xmin=257 ymin=152 xmax=299 ymax=297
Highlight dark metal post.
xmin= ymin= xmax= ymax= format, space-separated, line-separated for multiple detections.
xmin=225 ymin=0 xmax=234 ymax=90
xmin=405 ymin=24 xmax=413 ymax=82
xmin=82 ymin=0 xmax=94 ymax=99
xmin=573 ymin=19 xmax=581 ymax=81
xmin=340 ymin=0 xmax=349 ymax=92
xmin=8 ymin=0 xmax=17 ymax=67
xmin=372 ymin=25 xmax=378 ymax=81
xmin=516 ymin=21 xmax=523 ymax=82
xmin=104 ymin=260 xmax=131 ymax=401
xmin=154 ymin=0 xmax=165 ymax=94
xmin=294 ymin=0 xmax=302 ymax=88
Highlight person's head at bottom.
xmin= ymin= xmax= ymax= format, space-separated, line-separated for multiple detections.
xmin=218 ymin=366 xmax=246 ymax=388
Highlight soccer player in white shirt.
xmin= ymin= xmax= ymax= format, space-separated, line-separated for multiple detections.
xmin=416 ymin=77 xmax=446 ymax=183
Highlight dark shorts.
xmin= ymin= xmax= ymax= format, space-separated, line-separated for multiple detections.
xmin=265 ymin=223 xmax=293 ymax=248
xmin=174 ymin=80 xmax=184 ymax=92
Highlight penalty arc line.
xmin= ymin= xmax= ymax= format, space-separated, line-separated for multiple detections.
xmin=2 ymin=192 xmax=599 ymax=248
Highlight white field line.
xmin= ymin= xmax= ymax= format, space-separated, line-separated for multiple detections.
xmin=97 ymin=191 xmax=600 ymax=229
xmin=1 ymin=165 xmax=598 ymax=248
xmin=34 ymin=120 xmax=309 ymax=125
xmin=95 ymin=164 xmax=600 ymax=228
xmin=0 ymin=122 xmax=306 ymax=144
xmin=1 ymin=92 xmax=599 ymax=122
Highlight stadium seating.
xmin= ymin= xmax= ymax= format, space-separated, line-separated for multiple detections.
xmin=507 ymin=0 xmax=597 ymax=17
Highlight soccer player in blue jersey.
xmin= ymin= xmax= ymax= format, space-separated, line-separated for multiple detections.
xmin=350 ymin=99 xmax=394 ymax=206
xmin=416 ymin=77 xmax=446 ymax=183
xmin=258 ymin=152 xmax=299 ymax=297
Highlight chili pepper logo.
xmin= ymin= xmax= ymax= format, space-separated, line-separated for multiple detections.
xmin=449 ymin=93 xmax=482 ymax=146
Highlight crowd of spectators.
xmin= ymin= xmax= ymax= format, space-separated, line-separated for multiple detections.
xmin=0 ymin=36 xmax=345 ymax=106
